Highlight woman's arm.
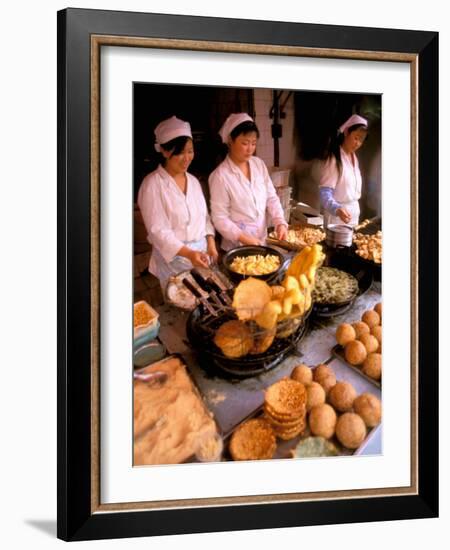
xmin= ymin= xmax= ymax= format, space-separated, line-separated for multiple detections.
xmin=319 ymin=187 xmax=341 ymax=216
xmin=319 ymin=187 xmax=351 ymax=223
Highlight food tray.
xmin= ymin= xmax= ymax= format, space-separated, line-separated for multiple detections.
xmin=267 ymin=224 xmax=325 ymax=251
xmin=332 ymin=344 xmax=381 ymax=389
xmin=222 ymin=357 xmax=382 ymax=460
xmin=133 ymin=355 xmax=219 ymax=465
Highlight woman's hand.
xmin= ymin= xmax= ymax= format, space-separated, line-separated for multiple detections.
xmin=206 ymin=240 xmax=219 ymax=264
xmin=238 ymin=232 xmax=261 ymax=246
xmin=186 ymin=249 xmax=210 ymax=269
xmin=336 ymin=207 xmax=351 ymax=224
xmin=275 ymin=224 xmax=288 ymax=241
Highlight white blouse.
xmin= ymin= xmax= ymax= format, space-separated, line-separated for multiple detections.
xmin=313 ymin=147 xmax=362 ymax=205
xmin=208 ymin=155 xmax=286 ymax=250
xmin=137 ymin=165 xmax=214 ymax=264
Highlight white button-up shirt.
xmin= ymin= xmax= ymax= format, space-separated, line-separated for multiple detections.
xmin=208 ymin=155 xmax=287 ymax=250
xmin=137 ymin=165 xmax=214 ymax=265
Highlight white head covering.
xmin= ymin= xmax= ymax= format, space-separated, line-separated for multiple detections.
xmin=154 ymin=116 xmax=192 ymax=152
xmin=219 ymin=113 xmax=254 ymax=144
xmin=338 ymin=114 xmax=368 ymax=135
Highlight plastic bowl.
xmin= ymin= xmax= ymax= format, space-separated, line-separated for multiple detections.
xmin=221 ymin=245 xmax=285 ymax=284
xmin=133 ymin=341 xmax=166 ymax=368
xmin=133 ymin=301 xmax=160 ymax=340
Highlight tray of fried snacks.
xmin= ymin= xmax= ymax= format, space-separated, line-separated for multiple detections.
xmin=223 ymin=363 xmax=381 ymax=461
xmin=353 ymin=230 xmax=382 ymax=265
xmin=133 ymin=355 xmax=220 ymax=465
xmin=331 ymin=302 xmax=382 ymax=388
xmin=267 ymin=224 xmax=326 ymax=251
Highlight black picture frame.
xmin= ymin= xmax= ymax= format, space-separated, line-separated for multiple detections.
xmin=57 ymin=8 xmax=439 ymax=542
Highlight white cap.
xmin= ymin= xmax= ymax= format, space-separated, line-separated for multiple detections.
xmin=154 ymin=116 xmax=192 ymax=152
xmin=338 ymin=114 xmax=368 ymax=135
xmin=219 ymin=113 xmax=254 ymax=144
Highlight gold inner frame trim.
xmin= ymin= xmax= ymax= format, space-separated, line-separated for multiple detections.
xmin=90 ymin=34 xmax=419 ymax=514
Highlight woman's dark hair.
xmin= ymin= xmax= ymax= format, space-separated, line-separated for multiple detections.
xmin=327 ymin=123 xmax=368 ymax=175
xmin=160 ymin=135 xmax=192 ymax=157
xmin=229 ymin=120 xmax=260 ymax=141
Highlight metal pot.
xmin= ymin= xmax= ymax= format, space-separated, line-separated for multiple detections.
xmin=325 ymin=224 xmax=354 ymax=248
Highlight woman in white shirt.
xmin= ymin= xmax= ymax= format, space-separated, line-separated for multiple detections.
xmin=314 ymin=114 xmax=368 ymax=227
xmin=137 ymin=116 xmax=218 ymax=288
xmin=208 ymin=113 xmax=288 ymax=251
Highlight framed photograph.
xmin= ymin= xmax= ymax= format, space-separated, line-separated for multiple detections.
xmin=57 ymin=8 xmax=438 ymax=541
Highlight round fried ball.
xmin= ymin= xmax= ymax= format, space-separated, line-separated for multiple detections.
xmin=306 ymin=382 xmax=326 ymax=412
xmin=362 ymin=310 xmax=380 ymax=328
xmin=309 ymin=403 xmax=337 ymax=439
xmin=371 ymin=325 xmax=382 ymax=345
xmin=353 ymin=393 xmax=382 ymax=427
xmin=291 ymin=364 xmax=313 ymax=386
xmin=344 ymin=340 xmax=367 ymax=366
xmin=313 ymin=364 xmax=337 ymax=394
xmin=352 ymin=321 xmax=370 ymax=338
xmin=335 ymin=413 xmax=367 ymax=449
xmin=359 ymin=333 xmax=379 ymax=354
xmin=374 ymin=302 xmax=382 ymax=319
xmin=328 ymin=381 xmax=357 ymax=412
xmin=362 ymin=353 xmax=382 ymax=380
xmin=336 ymin=323 xmax=356 ymax=346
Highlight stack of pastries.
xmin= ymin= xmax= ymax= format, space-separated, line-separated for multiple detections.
xmin=263 ymin=378 xmax=307 ymax=440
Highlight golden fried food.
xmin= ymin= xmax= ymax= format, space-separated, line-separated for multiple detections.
xmin=249 ymin=327 xmax=276 ymax=355
xmin=309 ymin=404 xmax=337 ymax=439
xmin=362 ymin=309 xmax=380 ymax=328
xmin=362 ymin=353 xmax=382 ymax=380
xmin=359 ymin=333 xmax=379 ymax=354
xmin=352 ymin=321 xmax=370 ymax=339
xmin=275 ymin=420 xmax=306 ymax=441
xmin=371 ymin=325 xmax=382 ymax=345
xmin=230 ymin=254 xmax=281 ymax=275
xmin=313 ymin=364 xmax=337 ymax=394
xmin=213 ymin=320 xmax=253 ymax=358
xmin=328 ymin=381 xmax=357 ymax=412
xmin=374 ymin=302 xmax=382 ymax=319
xmin=336 ymin=323 xmax=356 ymax=346
xmin=265 ymin=378 xmax=307 ymax=417
xmin=353 ymin=393 xmax=382 ymax=427
xmin=335 ymin=413 xmax=367 ymax=449
xmin=353 ymin=231 xmax=382 ymax=264
xmin=271 ymin=285 xmax=286 ymax=300
xmin=344 ymin=340 xmax=368 ymax=365
xmin=232 ymin=277 xmax=272 ymax=321
xmin=272 ymin=226 xmax=326 ymax=247
xmin=306 ymin=382 xmax=326 ymax=412
xmin=291 ymin=364 xmax=313 ymax=386
xmin=229 ymin=418 xmax=276 ymax=461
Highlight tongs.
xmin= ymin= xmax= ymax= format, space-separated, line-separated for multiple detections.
xmin=190 ymin=268 xmax=232 ymax=307
xmin=182 ymin=277 xmax=218 ymax=316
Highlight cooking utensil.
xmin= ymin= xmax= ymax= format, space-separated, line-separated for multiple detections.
xmin=191 ymin=268 xmax=231 ymax=307
xmin=133 ymin=370 xmax=168 ymax=385
xmin=206 ymin=276 xmax=232 ymax=306
xmin=182 ymin=277 xmax=218 ymax=316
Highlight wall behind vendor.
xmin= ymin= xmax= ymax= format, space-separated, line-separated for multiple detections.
xmin=133 ymin=85 xmax=381 ymax=222
xmin=292 ymin=92 xmax=381 ymax=220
